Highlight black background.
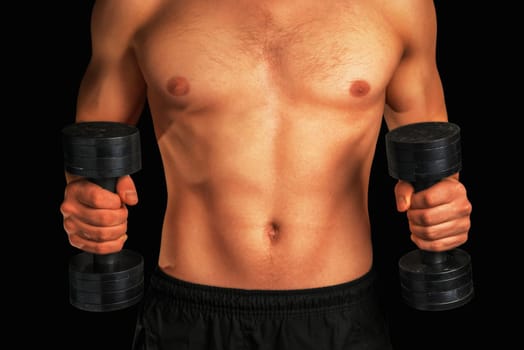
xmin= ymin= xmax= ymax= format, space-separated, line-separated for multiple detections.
xmin=17 ymin=1 xmax=515 ymax=349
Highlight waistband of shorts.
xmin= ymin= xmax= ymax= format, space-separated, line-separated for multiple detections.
xmin=149 ymin=265 xmax=377 ymax=317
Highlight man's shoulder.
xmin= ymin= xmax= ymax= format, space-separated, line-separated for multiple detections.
xmin=91 ymin=0 xmax=161 ymax=31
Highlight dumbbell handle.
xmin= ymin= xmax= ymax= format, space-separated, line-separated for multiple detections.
xmin=89 ymin=176 xmax=120 ymax=271
xmin=412 ymin=178 xmax=448 ymax=265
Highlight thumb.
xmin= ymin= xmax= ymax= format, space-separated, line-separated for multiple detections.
xmin=116 ymin=175 xmax=139 ymax=206
xmin=394 ymin=180 xmax=413 ymax=212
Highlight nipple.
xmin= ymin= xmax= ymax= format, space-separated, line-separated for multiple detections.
xmin=349 ymin=80 xmax=370 ymax=97
xmin=167 ymin=76 xmax=190 ymax=96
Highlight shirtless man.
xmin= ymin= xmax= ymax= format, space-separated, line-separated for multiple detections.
xmin=61 ymin=0 xmax=472 ymax=349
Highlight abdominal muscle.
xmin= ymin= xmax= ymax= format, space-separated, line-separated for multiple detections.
xmin=152 ymin=95 xmax=382 ymax=290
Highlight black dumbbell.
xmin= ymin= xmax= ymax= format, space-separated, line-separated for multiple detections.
xmin=385 ymin=121 xmax=474 ymax=311
xmin=62 ymin=121 xmax=144 ymax=312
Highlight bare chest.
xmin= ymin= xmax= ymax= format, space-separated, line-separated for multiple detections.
xmin=136 ymin=1 xmax=402 ymax=108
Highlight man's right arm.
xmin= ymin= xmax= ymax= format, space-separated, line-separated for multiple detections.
xmin=61 ymin=0 xmax=149 ymax=255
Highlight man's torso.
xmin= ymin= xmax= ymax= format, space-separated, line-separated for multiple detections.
xmin=132 ymin=0 xmax=403 ymax=289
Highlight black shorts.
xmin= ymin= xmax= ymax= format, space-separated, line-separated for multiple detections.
xmin=132 ymin=267 xmax=392 ymax=350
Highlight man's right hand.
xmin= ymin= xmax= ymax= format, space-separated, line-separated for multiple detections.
xmin=60 ymin=174 xmax=138 ymax=255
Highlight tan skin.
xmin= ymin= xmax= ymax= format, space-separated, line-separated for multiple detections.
xmin=61 ymin=0 xmax=472 ymax=290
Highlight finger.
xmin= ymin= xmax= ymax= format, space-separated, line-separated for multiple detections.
xmin=410 ymin=231 xmax=469 ymax=252
xmin=62 ymin=199 xmax=129 ymax=227
xmin=68 ymin=233 xmax=128 ymax=255
xmin=408 ymin=217 xmax=470 ymax=248
xmin=116 ymin=175 xmax=139 ymax=206
xmin=65 ymin=179 xmax=124 ymax=210
xmin=394 ymin=180 xmax=414 ymax=212
xmin=406 ymin=201 xmax=470 ymax=227
xmin=409 ymin=177 xmax=465 ymax=210
xmin=63 ymin=213 xmax=129 ymax=241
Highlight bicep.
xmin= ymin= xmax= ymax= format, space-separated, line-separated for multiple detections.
xmin=75 ymin=55 xmax=146 ymax=124
xmin=75 ymin=0 xmax=147 ymax=125
xmin=383 ymin=0 xmax=448 ymax=131
xmin=384 ymin=56 xmax=447 ymax=131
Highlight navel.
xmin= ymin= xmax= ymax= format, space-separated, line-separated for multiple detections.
xmin=349 ymin=80 xmax=370 ymax=97
xmin=266 ymin=221 xmax=281 ymax=242
xmin=167 ymin=76 xmax=190 ymax=96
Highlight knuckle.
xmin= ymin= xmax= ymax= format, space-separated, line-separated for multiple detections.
xmin=423 ymin=227 xmax=439 ymax=240
xmin=63 ymin=217 xmax=75 ymax=233
xmin=418 ymin=212 xmax=432 ymax=226
xmin=60 ymin=201 xmax=74 ymax=216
